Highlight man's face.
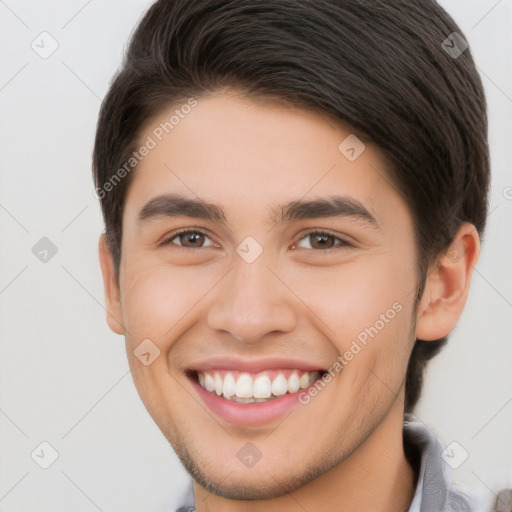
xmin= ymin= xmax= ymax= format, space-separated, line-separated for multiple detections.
xmin=111 ymin=91 xmax=421 ymax=498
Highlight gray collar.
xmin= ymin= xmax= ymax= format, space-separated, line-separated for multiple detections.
xmin=403 ymin=421 xmax=476 ymax=511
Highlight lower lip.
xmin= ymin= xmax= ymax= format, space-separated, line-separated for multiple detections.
xmin=190 ymin=375 xmax=317 ymax=427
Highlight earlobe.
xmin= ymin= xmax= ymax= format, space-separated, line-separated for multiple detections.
xmin=415 ymin=223 xmax=480 ymax=341
xmin=98 ymin=234 xmax=125 ymax=335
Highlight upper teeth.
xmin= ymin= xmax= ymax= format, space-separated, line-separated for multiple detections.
xmin=197 ymin=370 xmax=321 ymax=402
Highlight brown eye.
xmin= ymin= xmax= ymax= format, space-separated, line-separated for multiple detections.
xmin=178 ymin=232 xmax=205 ymax=247
xmin=294 ymin=231 xmax=350 ymax=250
xmin=309 ymin=233 xmax=336 ymax=249
xmin=161 ymin=230 xmax=215 ymax=249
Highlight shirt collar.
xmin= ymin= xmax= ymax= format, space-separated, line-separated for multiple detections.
xmin=403 ymin=421 xmax=475 ymax=511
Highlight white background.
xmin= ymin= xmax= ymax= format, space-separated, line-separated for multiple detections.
xmin=0 ymin=1 xmax=511 ymax=510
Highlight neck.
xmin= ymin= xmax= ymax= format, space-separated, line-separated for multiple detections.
xmin=193 ymin=400 xmax=416 ymax=512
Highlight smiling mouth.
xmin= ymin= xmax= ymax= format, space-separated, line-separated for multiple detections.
xmin=188 ymin=368 xmax=326 ymax=403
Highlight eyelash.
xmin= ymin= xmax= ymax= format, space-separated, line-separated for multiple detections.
xmin=159 ymin=228 xmax=352 ymax=252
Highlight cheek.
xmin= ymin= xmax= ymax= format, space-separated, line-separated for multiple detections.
xmin=120 ymin=263 xmax=190 ymax=338
xmin=289 ymin=257 xmax=417 ymax=398
xmin=288 ymin=256 xmax=414 ymax=343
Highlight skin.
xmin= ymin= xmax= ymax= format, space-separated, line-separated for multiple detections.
xmin=99 ymin=89 xmax=480 ymax=512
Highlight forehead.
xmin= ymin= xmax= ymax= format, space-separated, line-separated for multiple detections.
xmin=123 ymin=92 xmax=408 ymax=232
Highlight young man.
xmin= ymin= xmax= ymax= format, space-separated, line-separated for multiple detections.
xmin=93 ymin=1 xmax=490 ymax=510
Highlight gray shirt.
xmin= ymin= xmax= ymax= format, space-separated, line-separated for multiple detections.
xmin=173 ymin=421 xmax=479 ymax=511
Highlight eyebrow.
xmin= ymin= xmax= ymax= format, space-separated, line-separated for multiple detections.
xmin=138 ymin=193 xmax=380 ymax=230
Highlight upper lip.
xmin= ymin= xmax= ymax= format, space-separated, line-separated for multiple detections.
xmin=188 ymin=356 xmax=326 ymax=374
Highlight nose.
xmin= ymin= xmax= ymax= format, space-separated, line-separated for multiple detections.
xmin=206 ymin=253 xmax=299 ymax=344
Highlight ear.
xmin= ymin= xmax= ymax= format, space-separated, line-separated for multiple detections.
xmin=98 ymin=234 xmax=125 ymax=335
xmin=416 ymin=223 xmax=480 ymax=341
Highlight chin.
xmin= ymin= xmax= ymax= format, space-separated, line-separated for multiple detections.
xmin=176 ymin=443 xmax=336 ymax=501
